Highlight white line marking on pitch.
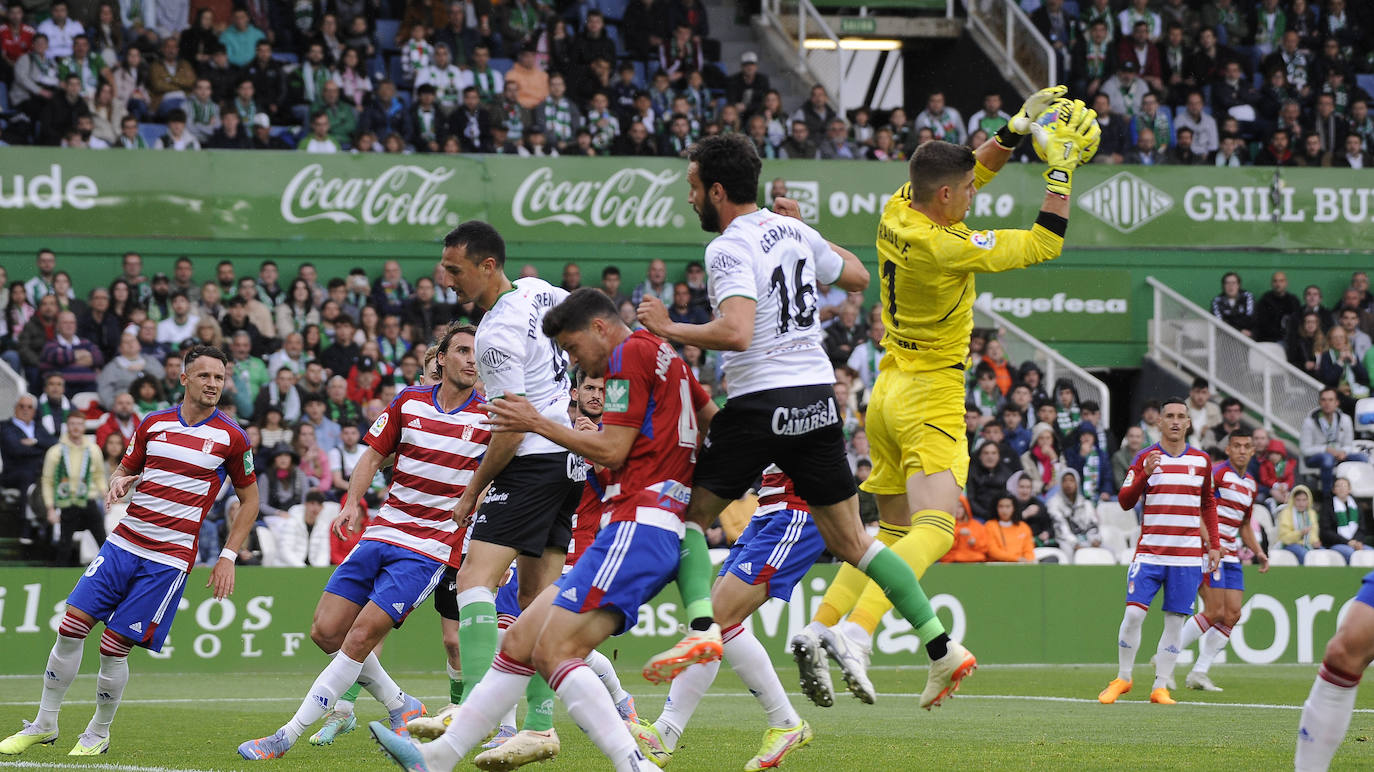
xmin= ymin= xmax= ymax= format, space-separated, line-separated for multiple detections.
xmin=0 ymin=762 xmax=223 ymax=772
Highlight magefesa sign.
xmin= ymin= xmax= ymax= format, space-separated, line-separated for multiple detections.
xmin=975 ymin=268 xmax=1131 ymax=342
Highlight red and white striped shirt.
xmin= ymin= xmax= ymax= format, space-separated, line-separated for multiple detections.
xmin=755 ymin=465 xmax=809 ymax=517
xmin=1119 ymin=443 xmax=1219 ymax=566
xmin=567 ymin=463 xmax=610 ymax=567
xmin=364 ymin=385 xmax=490 ymax=567
xmin=1213 ymin=461 xmax=1255 ymax=564
xmin=111 ymin=407 xmax=255 ymax=573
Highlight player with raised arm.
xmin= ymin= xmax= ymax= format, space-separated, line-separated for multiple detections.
xmin=632 ymin=466 xmax=825 ymax=770
xmin=1174 ymin=427 xmax=1268 ymax=692
xmin=370 ymin=287 xmax=715 ymax=772
xmin=439 ymin=221 xmax=583 ymax=768
xmin=635 ymin=132 xmax=975 ymax=708
xmin=1098 ymin=396 xmax=1221 ymax=706
xmin=789 ymin=86 xmax=1100 ymax=709
xmin=0 ymin=345 xmax=258 ymax=758
xmin=236 ymin=323 xmax=488 ymax=760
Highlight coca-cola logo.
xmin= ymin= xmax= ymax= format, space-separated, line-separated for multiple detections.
xmin=511 ymin=166 xmax=686 ymax=229
xmin=280 ymin=164 xmax=458 ymax=227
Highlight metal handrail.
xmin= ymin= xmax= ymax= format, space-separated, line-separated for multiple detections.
xmin=973 ymin=299 xmax=1110 ymax=428
xmin=961 ymin=0 xmax=1055 ymax=94
xmin=0 ymin=358 xmax=24 ymax=420
xmin=761 ymin=0 xmax=848 ymax=117
xmin=1147 ymin=276 xmax=1321 ymax=439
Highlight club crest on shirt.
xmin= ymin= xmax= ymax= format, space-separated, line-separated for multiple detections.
xmin=202 ymin=438 xmax=215 ymax=454
xmin=462 ymin=424 xmax=474 ymax=442
xmin=369 ymin=412 xmax=389 ymax=437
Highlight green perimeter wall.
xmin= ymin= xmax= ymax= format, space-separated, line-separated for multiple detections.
xmin=2 ymin=148 xmax=1373 ymax=368
xmin=0 ymin=564 xmax=1364 ymax=673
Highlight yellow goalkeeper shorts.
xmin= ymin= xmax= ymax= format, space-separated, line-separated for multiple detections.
xmin=861 ymin=364 xmax=970 ymax=495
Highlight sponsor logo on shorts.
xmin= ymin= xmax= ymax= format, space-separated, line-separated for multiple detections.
xmin=483 ymin=491 xmax=510 ymax=504
xmin=770 ymin=398 xmax=839 ymax=436
xmin=561 ymin=586 xmax=578 ymax=602
xmin=604 ymin=379 xmax=630 ymax=413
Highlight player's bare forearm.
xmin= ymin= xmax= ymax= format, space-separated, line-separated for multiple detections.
xmin=345 ymin=448 xmax=385 ymax=507
xmin=468 ymin=429 xmax=522 ymax=494
xmin=975 ymin=137 xmax=1014 ymax=176
xmin=1241 ymin=519 xmax=1267 ymax=562
xmin=524 ymin=416 xmax=635 ymax=470
xmin=831 ymin=247 xmax=869 ymax=292
xmin=695 ymin=400 xmax=719 ymax=438
xmin=660 ymin=296 xmax=755 ymax=352
xmin=221 ymin=484 xmax=259 ymax=554
xmin=1040 ymin=191 xmax=1071 ymax=219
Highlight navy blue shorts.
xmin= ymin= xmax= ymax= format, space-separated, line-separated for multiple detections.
xmin=325 ymin=539 xmax=445 ymax=624
xmin=1356 ymin=571 xmax=1374 ymax=610
xmin=553 ymin=519 xmax=680 ymax=636
xmin=719 ymin=509 xmax=826 ymax=602
xmin=1203 ymin=562 xmax=1245 ymax=592
xmin=67 ymin=542 xmax=188 ymax=652
xmin=1125 ymin=560 xmax=1203 ymax=616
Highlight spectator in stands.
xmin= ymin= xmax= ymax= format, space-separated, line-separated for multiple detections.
xmin=1088 ymin=92 xmax=1130 ymax=164
xmin=1276 ymin=483 xmax=1321 ymax=562
xmin=1337 ymin=132 xmax=1371 ymax=168
xmin=1112 ymin=424 xmax=1145 ymax=490
xmin=1301 ymin=387 xmax=1369 ymax=495
xmin=1069 ymin=420 xmax=1116 ymax=500
xmin=1297 ymin=131 xmax=1332 ymax=167
xmin=1165 ymin=126 xmax=1204 ymax=164
xmin=847 ymin=311 xmax=883 ymax=399
xmin=39 ymin=74 xmax=89 ymax=145
xmin=941 ymin=503 xmax=988 ymax=563
xmin=1008 ymin=471 xmax=1053 ymax=546
xmin=1124 ymin=126 xmax=1164 ymax=164
xmin=913 ymin=90 xmax=965 ymax=144
xmin=275 ymin=279 xmax=319 ymax=339
xmin=267 ymin=331 xmax=307 ymax=377
xmin=35 ymin=373 xmax=69 ymax=435
xmin=1102 ymin=60 xmax=1148 ymax=119
xmin=129 ymin=373 xmax=164 ymax=414
xmin=299 ymin=393 xmax=340 ymax=452
xmin=256 ymin=366 xmax=303 ymax=424
xmin=1049 ymin=378 xmax=1079 ymax=438
xmin=1258 ymin=436 xmax=1295 ymax=499
xmin=259 ymin=443 xmax=308 ymax=519
xmin=612 ymin=119 xmax=655 ymax=156
xmin=665 ymin=281 xmax=708 ymax=329
xmin=39 ymin=310 xmax=102 ymax=395
xmin=96 ymin=332 xmax=159 ymax=406
xmin=1209 ymin=131 xmax=1248 ymax=166
xmin=999 ymin=401 xmax=1031 ymax=456
xmin=1338 ymin=306 xmax=1372 ymax=359
xmin=1320 ymin=476 xmax=1367 ymax=563
xmin=1021 ymin=422 xmax=1065 ymax=496
xmin=93 ymin=391 xmax=138 ymax=450
xmin=778 ymin=119 xmax=817 ymax=160
xmin=1256 ymin=270 xmax=1300 ymax=342
xmin=155 ymin=291 xmax=198 ymax=345
xmin=1257 ymin=127 xmax=1298 ymax=166
xmin=135 ymin=318 xmax=168 ymax=363
xmin=1318 ymin=326 xmax=1370 ymax=413
xmin=324 ymin=374 xmax=361 ymax=428
xmin=1211 ymin=271 xmax=1256 ymax=337
xmin=292 ymin=421 xmax=331 ymax=494
xmin=968 ymin=440 xmax=1014 ymax=521
xmin=791 ymin=84 xmax=835 ymax=139
xmin=36 ymin=1 xmax=80 ymax=60
xmin=819 ymin=118 xmax=860 ymax=159
xmin=823 ymin=301 xmax=864 ymax=367
xmin=1135 ymin=398 xmax=1160 ymax=445
xmin=1049 ymin=468 xmax=1102 ymax=552
xmin=1205 ymin=396 xmax=1245 ymax=456
xmin=1287 ymin=310 xmax=1326 ymax=376
xmin=40 ymin=411 xmax=105 ymax=566
xmin=0 ymin=394 xmax=55 ymax=489
xmin=630 ymin=259 xmax=673 ymax=307
xmin=1184 ymin=376 xmax=1220 ymax=448
xmin=985 ymin=495 xmax=1035 ymax=563
xmin=724 ymin=50 xmax=768 ymax=114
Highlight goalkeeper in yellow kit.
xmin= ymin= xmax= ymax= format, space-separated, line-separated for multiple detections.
xmin=791 ymin=87 xmax=1102 ymax=707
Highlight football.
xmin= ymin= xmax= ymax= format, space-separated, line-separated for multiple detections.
xmin=1029 ymin=100 xmax=1075 ymax=163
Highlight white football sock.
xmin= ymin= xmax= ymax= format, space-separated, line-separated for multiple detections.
xmin=1152 ymin=613 xmax=1186 ymax=690
xmin=550 ymin=659 xmax=645 ymax=772
xmin=724 ymin=624 xmax=800 ymax=729
xmin=36 ymin=633 xmax=86 ymax=731
xmin=655 ymin=658 xmax=720 ymax=751
xmin=84 ymin=654 xmax=129 ymax=739
xmin=1115 ymin=605 xmax=1146 ymax=682
xmin=1177 ymin=613 xmax=1209 ymax=650
xmin=836 ymin=620 xmax=871 ymax=649
xmin=425 ymin=654 xmax=531 ymax=771
xmin=282 ymin=651 xmax=364 ymax=744
xmin=1296 ymin=662 xmax=1361 ymax=771
xmin=584 ymin=648 xmax=629 ymax=703
xmin=1192 ymin=625 xmax=1232 ymax=675
xmin=357 ymin=652 xmax=407 ymax=712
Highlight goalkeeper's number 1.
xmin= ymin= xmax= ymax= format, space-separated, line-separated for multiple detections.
xmin=882 ymin=260 xmax=899 ymax=328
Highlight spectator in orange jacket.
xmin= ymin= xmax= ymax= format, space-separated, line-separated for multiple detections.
xmin=981 ymin=337 xmax=1013 ymax=396
xmin=1258 ymin=437 xmax=1295 ymax=498
xmin=942 ymin=498 xmax=988 ymax=563
xmin=985 ymin=494 xmax=1036 ymax=563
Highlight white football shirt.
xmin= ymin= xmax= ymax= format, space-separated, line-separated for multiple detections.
xmin=705 ymin=208 xmax=844 ymax=398
xmin=476 ymin=277 xmax=572 ymax=455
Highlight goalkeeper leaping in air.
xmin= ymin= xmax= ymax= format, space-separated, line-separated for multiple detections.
xmin=790 ymin=88 xmax=1102 ymax=708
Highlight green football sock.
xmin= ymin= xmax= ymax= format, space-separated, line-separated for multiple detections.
xmin=449 ymin=677 xmax=463 ymax=704
xmin=457 ymin=597 xmax=499 ymax=704
xmin=676 ymin=524 xmax=715 ymax=629
xmin=860 ymin=545 xmax=945 ymax=642
xmin=339 ymin=682 xmax=362 ymax=705
xmin=521 ymin=676 xmax=556 ymax=732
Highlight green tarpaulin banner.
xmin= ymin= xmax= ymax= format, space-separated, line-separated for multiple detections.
xmin=1 ymin=147 xmax=1371 ymax=249
xmin=0 ymin=564 xmax=1363 ymax=673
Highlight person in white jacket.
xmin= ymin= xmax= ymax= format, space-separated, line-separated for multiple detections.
xmin=265 ymin=491 xmax=337 ymax=566
xmin=1300 ymin=387 xmax=1369 ymax=496
xmin=1048 ymin=468 xmax=1102 ymax=552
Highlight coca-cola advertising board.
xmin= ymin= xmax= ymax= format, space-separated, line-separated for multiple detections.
xmin=2 ymin=147 xmax=1373 ymax=249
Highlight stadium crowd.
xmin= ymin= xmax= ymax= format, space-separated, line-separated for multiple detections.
xmin=0 ymin=0 xmax=1370 ymax=164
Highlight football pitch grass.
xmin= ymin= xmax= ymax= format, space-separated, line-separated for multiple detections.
xmin=1 ymin=662 xmax=1372 ymax=770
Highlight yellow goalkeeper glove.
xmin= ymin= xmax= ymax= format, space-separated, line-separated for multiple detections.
xmin=1031 ymin=99 xmax=1101 ymax=196
xmin=1007 ymin=84 xmax=1068 ymax=135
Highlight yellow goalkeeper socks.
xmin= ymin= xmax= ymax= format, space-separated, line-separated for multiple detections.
xmin=814 ymin=522 xmax=911 ymax=626
xmin=848 ymin=510 xmax=955 ymax=635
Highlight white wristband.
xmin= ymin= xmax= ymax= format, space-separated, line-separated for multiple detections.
xmin=219 ymin=548 xmax=237 ymax=563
